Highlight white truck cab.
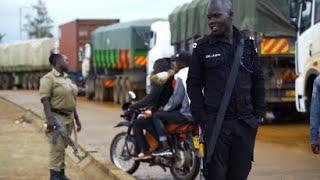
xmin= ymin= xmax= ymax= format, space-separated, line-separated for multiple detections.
xmin=146 ymin=21 xmax=174 ymax=93
xmin=81 ymin=43 xmax=91 ymax=79
xmin=290 ymin=0 xmax=320 ymax=112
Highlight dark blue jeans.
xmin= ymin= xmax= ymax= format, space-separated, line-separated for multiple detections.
xmin=152 ymin=111 xmax=188 ymax=142
xmin=132 ymin=117 xmax=157 ymax=152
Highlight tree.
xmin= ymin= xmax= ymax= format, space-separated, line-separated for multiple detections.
xmin=23 ymin=0 xmax=53 ymax=38
xmin=0 ymin=33 xmax=5 ymax=43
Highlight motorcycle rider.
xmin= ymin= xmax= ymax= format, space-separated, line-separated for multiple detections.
xmin=152 ymin=51 xmax=193 ymax=156
xmin=130 ymin=58 xmax=175 ymax=159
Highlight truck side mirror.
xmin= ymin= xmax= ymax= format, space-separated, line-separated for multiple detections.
xmin=144 ymin=31 xmax=155 ymax=49
xmin=289 ymin=0 xmax=298 ymax=29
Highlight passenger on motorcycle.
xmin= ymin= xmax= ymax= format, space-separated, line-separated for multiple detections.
xmin=152 ymin=51 xmax=193 ymax=157
xmin=130 ymin=58 xmax=174 ymax=159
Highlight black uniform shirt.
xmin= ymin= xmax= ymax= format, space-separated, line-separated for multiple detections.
xmin=187 ymin=27 xmax=265 ymax=124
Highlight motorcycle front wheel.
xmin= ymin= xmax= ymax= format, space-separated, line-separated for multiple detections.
xmin=170 ymin=145 xmax=200 ymax=180
xmin=110 ymin=132 xmax=140 ymax=174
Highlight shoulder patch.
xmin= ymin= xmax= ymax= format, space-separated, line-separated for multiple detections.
xmin=42 ymin=71 xmax=53 ymax=79
xmin=244 ymin=38 xmax=257 ymax=53
xmin=193 ymin=36 xmax=209 ymax=49
xmin=192 ymin=43 xmax=197 ymax=49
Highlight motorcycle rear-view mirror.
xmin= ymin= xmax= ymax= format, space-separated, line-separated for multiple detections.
xmin=128 ymin=91 xmax=136 ymax=100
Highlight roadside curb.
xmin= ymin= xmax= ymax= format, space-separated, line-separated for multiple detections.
xmin=1 ymin=97 xmax=135 ymax=180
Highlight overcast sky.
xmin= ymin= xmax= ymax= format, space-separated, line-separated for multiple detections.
xmin=0 ymin=0 xmax=192 ymax=43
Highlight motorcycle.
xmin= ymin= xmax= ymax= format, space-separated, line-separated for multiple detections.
xmin=110 ymin=91 xmax=200 ymax=180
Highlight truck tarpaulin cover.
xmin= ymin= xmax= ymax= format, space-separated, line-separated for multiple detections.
xmin=0 ymin=38 xmax=57 ymax=70
xmin=91 ymin=18 xmax=163 ymax=50
xmin=169 ymin=0 xmax=296 ymax=44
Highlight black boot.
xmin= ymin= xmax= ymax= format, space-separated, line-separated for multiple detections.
xmin=50 ymin=170 xmax=61 ymax=180
xmin=60 ymin=169 xmax=71 ymax=180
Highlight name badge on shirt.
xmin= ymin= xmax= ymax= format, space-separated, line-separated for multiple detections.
xmin=205 ymin=53 xmax=221 ymax=59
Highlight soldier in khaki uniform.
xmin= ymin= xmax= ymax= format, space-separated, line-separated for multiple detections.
xmin=39 ymin=53 xmax=82 ymax=180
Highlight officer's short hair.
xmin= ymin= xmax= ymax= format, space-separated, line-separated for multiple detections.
xmin=154 ymin=58 xmax=171 ymax=72
xmin=49 ymin=53 xmax=62 ymax=65
xmin=209 ymin=0 xmax=233 ymax=16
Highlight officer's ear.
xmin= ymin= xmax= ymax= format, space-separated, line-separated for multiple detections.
xmin=229 ymin=10 xmax=234 ymax=18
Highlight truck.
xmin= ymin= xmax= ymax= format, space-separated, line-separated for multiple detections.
xmin=85 ymin=18 xmax=173 ymax=104
xmin=289 ymin=0 xmax=320 ymax=113
xmin=59 ymin=19 xmax=119 ymax=90
xmin=167 ymin=0 xmax=298 ymax=120
xmin=0 ymin=38 xmax=58 ymax=90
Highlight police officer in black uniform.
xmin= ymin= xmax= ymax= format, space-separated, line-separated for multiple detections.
xmin=186 ymin=0 xmax=265 ymax=179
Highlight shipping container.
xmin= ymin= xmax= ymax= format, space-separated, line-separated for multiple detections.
xmin=59 ymin=19 xmax=119 ymax=72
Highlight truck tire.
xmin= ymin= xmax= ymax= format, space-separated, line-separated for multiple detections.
xmin=85 ymin=77 xmax=95 ymax=100
xmin=127 ymin=74 xmax=146 ymax=100
xmin=106 ymin=87 xmax=113 ymax=101
xmin=96 ymin=78 xmax=101 ymax=101
xmin=94 ymin=78 xmax=100 ymax=101
xmin=1 ymin=74 xmax=12 ymax=89
xmin=32 ymin=74 xmax=40 ymax=90
xmin=97 ymin=78 xmax=103 ymax=101
xmin=0 ymin=74 xmax=3 ymax=89
xmin=27 ymin=74 xmax=33 ymax=90
xmin=113 ymin=77 xmax=120 ymax=103
xmin=124 ymin=79 xmax=133 ymax=103
xmin=119 ymin=78 xmax=127 ymax=105
xmin=22 ymin=75 xmax=28 ymax=89
xmin=99 ymin=78 xmax=108 ymax=102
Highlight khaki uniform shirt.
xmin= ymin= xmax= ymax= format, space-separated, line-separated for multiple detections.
xmin=39 ymin=68 xmax=78 ymax=124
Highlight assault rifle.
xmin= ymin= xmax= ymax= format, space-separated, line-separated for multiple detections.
xmin=50 ymin=116 xmax=85 ymax=161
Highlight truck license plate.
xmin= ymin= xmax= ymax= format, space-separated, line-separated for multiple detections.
xmin=193 ymin=136 xmax=199 ymax=149
xmin=285 ymin=90 xmax=295 ymax=97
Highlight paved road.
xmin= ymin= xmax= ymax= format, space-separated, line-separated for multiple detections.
xmin=1 ymin=90 xmax=320 ymax=180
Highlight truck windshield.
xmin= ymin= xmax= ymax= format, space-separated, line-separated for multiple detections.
xmin=316 ymin=0 xmax=320 ymax=24
xmin=148 ymin=31 xmax=156 ymax=49
xmin=300 ymin=0 xmax=313 ymax=34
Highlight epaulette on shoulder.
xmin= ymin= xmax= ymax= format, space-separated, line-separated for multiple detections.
xmin=244 ymin=37 xmax=257 ymax=53
xmin=244 ymin=36 xmax=254 ymax=42
xmin=192 ymin=36 xmax=209 ymax=49
xmin=43 ymin=71 xmax=53 ymax=78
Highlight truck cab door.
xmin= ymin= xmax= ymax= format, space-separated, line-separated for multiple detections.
xmin=296 ymin=0 xmax=314 ymax=76
xmin=311 ymin=0 xmax=320 ymax=70
xmin=295 ymin=0 xmax=314 ymax=112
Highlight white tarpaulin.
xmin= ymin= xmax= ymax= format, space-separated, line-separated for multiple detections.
xmin=0 ymin=38 xmax=58 ymax=68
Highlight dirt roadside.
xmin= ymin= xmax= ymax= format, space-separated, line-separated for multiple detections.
xmin=0 ymin=98 xmax=87 ymax=180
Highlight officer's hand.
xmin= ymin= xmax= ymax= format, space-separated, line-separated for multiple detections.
xmin=45 ymin=117 xmax=54 ymax=132
xmin=311 ymin=143 xmax=320 ymax=154
xmin=193 ymin=111 xmax=206 ymax=130
xmin=128 ymin=104 xmax=135 ymax=111
xmin=75 ymin=119 xmax=82 ymax=132
xmin=256 ymin=117 xmax=264 ymax=124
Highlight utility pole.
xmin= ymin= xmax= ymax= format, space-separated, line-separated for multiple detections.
xmin=19 ymin=6 xmax=30 ymax=40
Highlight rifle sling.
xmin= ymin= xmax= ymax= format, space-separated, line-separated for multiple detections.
xmin=205 ymin=38 xmax=244 ymax=163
